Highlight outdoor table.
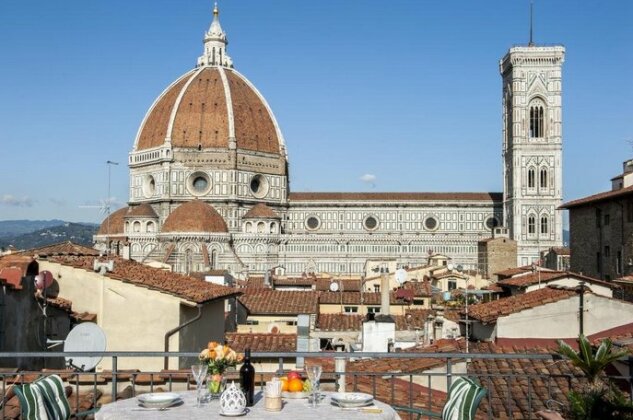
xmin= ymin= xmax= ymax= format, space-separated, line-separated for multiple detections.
xmin=96 ymin=390 xmax=401 ymax=419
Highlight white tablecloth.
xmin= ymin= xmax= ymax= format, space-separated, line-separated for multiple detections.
xmin=96 ymin=390 xmax=400 ymax=419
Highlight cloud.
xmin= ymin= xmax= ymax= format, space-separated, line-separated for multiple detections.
xmin=49 ymin=198 xmax=67 ymax=207
xmin=0 ymin=194 xmax=34 ymax=207
xmin=359 ymin=173 xmax=377 ymax=188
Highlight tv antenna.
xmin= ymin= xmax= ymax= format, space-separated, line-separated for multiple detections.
xmin=79 ymin=160 xmax=119 ymax=234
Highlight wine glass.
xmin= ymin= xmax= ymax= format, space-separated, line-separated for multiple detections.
xmin=191 ymin=364 xmax=208 ymax=407
xmin=305 ymin=364 xmax=322 ymax=408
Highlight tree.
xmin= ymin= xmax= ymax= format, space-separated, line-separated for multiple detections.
xmin=556 ymin=334 xmax=633 ymax=420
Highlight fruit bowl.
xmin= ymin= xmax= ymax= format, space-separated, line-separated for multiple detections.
xmin=282 ymin=391 xmax=310 ymax=399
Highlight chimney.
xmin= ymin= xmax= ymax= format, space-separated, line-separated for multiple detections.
xmin=380 ymin=269 xmax=390 ymax=316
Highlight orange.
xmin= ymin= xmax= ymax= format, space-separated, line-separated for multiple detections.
xmin=288 ymin=378 xmax=304 ymax=393
xmin=280 ymin=377 xmax=289 ymax=392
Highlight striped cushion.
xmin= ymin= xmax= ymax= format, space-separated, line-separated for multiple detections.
xmin=441 ymin=377 xmax=486 ymax=420
xmin=14 ymin=375 xmax=71 ymax=420
xmin=13 ymin=382 xmax=50 ymax=420
xmin=36 ymin=375 xmax=71 ymax=420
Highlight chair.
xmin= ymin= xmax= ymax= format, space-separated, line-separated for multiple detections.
xmin=13 ymin=374 xmax=71 ymax=420
xmin=393 ymin=376 xmax=487 ymax=420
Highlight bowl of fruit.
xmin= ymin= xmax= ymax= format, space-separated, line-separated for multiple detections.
xmin=280 ymin=371 xmax=312 ymax=399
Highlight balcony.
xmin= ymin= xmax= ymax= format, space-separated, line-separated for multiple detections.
xmin=0 ymin=350 xmax=630 ymax=419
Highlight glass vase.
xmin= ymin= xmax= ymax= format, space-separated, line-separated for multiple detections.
xmin=207 ymin=372 xmax=226 ymax=399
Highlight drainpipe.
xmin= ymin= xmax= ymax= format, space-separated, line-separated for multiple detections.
xmin=578 ymin=282 xmax=585 ymax=337
xmin=164 ymin=304 xmax=203 ymax=370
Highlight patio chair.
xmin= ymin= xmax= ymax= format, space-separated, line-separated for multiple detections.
xmin=393 ymin=376 xmax=487 ymax=420
xmin=13 ymin=374 xmax=71 ymax=420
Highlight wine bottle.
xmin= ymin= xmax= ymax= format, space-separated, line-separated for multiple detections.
xmin=239 ymin=348 xmax=255 ymax=406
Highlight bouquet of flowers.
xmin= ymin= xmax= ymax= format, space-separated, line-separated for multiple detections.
xmin=199 ymin=341 xmax=243 ymax=374
xmin=199 ymin=342 xmax=243 ymax=395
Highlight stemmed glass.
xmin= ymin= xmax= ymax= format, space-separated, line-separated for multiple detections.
xmin=305 ymin=364 xmax=322 ymax=408
xmin=191 ymin=364 xmax=208 ymax=408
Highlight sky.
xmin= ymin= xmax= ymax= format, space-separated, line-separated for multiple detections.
xmin=0 ymin=0 xmax=631 ymax=225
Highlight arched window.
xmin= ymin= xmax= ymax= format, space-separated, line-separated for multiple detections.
xmin=257 ymin=222 xmax=265 ymax=233
xmin=125 ymin=221 xmax=130 ymax=233
xmin=528 ymin=168 xmax=536 ymax=189
xmin=270 ymin=222 xmax=277 ymax=234
xmin=541 ymin=215 xmax=549 ymax=234
xmin=245 ymin=222 xmax=253 ymax=233
xmin=210 ymin=249 xmax=217 ymax=269
xmin=529 ymin=102 xmax=544 ymax=138
xmin=133 ymin=221 xmax=141 ymax=233
xmin=146 ymin=221 xmax=155 ymax=233
xmin=528 ymin=215 xmax=536 ymax=235
xmin=540 ymin=167 xmax=548 ymax=188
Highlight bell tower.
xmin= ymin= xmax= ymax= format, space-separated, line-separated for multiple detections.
xmin=500 ymin=44 xmax=565 ymax=266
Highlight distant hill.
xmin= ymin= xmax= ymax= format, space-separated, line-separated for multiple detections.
xmin=0 ymin=219 xmax=66 ymax=237
xmin=0 ymin=222 xmax=98 ymax=251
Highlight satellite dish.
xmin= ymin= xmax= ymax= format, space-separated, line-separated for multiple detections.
xmin=64 ymin=323 xmax=106 ymax=371
xmin=35 ymin=271 xmax=54 ymax=290
xmin=447 ymin=263 xmax=454 ymax=271
xmin=395 ymin=268 xmax=407 ymax=285
xmin=329 ymin=282 xmax=339 ymax=292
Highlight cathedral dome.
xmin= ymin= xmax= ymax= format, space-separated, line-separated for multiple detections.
xmin=97 ymin=207 xmax=129 ymax=235
xmin=133 ymin=6 xmax=285 ymax=157
xmin=162 ymin=200 xmax=228 ymax=233
xmin=126 ymin=203 xmax=158 ymax=218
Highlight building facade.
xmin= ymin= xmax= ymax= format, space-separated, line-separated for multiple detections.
xmin=561 ymin=158 xmax=633 ymax=281
xmin=95 ymin=6 xmax=564 ymax=276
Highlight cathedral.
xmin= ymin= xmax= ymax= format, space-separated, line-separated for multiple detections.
xmin=95 ymin=5 xmax=564 ymax=276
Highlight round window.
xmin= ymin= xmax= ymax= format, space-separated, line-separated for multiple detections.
xmin=485 ymin=217 xmax=499 ymax=230
xmin=306 ymin=216 xmax=320 ymax=230
xmin=142 ymin=175 xmax=156 ymax=198
xmin=424 ymin=217 xmax=438 ymax=231
xmin=192 ymin=176 xmax=208 ymax=192
xmin=364 ymin=216 xmax=378 ymax=230
xmin=249 ymin=174 xmax=269 ymax=198
xmin=187 ymin=172 xmax=212 ymax=196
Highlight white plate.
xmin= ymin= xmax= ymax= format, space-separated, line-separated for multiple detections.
xmin=330 ymin=392 xmax=373 ymax=406
xmin=137 ymin=393 xmax=182 ymax=408
xmin=331 ymin=399 xmax=374 ymax=409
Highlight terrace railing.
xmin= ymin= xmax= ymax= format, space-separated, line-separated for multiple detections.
xmin=0 ymin=351 xmax=630 ymax=419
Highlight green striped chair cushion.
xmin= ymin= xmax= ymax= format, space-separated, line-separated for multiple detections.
xmin=13 ymin=381 xmax=49 ymax=420
xmin=441 ymin=376 xmax=487 ymax=420
xmin=14 ymin=374 xmax=71 ymax=420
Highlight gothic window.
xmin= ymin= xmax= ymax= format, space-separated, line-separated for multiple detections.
xmin=528 ymin=167 xmax=536 ymax=189
xmin=529 ymin=100 xmax=545 ymax=138
xmin=528 ymin=215 xmax=536 ymax=235
xmin=540 ymin=215 xmax=549 ymax=234
xmin=540 ymin=167 xmax=548 ymax=188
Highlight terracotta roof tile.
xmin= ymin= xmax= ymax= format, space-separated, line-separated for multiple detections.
xmin=318 ymin=291 xmax=404 ymax=305
xmin=17 ymin=241 xmax=99 ymax=257
xmin=316 ymin=278 xmax=361 ymax=292
xmin=126 ymin=203 xmax=158 ymax=218
xmin=225 ymin=333 xmax=296 ymax=352
xmin=560 ymin=184 xmax=633 ymax=209
xmin=239 ymin=290 xmax=319 ymax=314
xmin=0 ymin=256 xmax=37 ymax=289
xmin=497 ymin=271 xmax=615 ymax=290
xmin=402 ymin=280 xmax=433 ymax=297
xmin=317 ymin=310 xmax=432 ymax=332
xmin=42 ymin=255 xmax=238 ymax=304
xmin=467 ymin=287 xmax=578 ymax=324
xmin=242 ymin=203 xmax=280 ymax=219
xmin=289 ymin=192 xmax=502 ymax=202
xmin=162 ymin=200 xmax=228 ymax=233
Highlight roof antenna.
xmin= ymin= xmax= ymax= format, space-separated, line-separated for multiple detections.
xmin=528 ymin=0 xmax=535 ymax=46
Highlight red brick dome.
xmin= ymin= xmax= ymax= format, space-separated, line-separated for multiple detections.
xmin=134 ymin=67 xmax=285 ymax=156
xmin=162 ymin=200 xmax=228 ymax=233
xmin=97 ymin=207 xmax=129 ymax=235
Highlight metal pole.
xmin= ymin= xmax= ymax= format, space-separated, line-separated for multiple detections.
xmin=579 ymin=282 xmax=585 ymax=336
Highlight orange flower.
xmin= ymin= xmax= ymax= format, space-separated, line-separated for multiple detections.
xmin=207 ymin=341 xmax=219 ymax=351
